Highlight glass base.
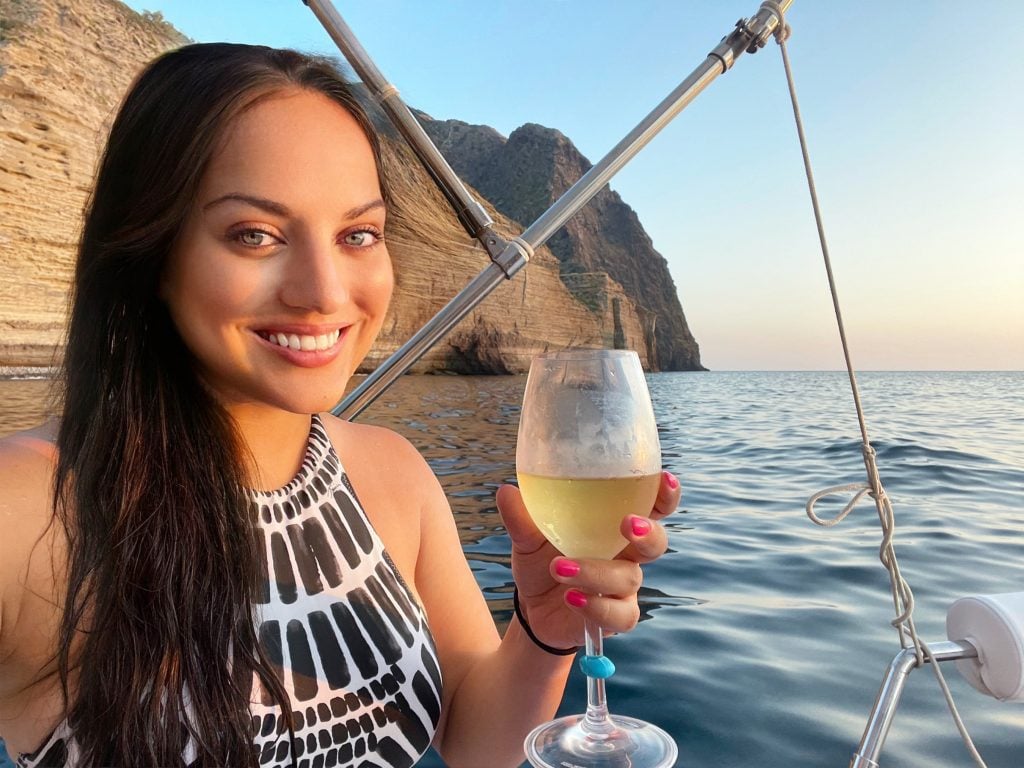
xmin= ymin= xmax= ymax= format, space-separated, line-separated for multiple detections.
xmin=524 ymin=713 xmax=678 ymax=768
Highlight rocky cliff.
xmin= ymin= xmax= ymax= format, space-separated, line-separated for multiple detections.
xmin=0 ymin=0 xmax=190 ymax=366
xmin=420 ymin=118 xmax=704 ymax=371
xmin=0 ymin=0 xmax=703 ymax=373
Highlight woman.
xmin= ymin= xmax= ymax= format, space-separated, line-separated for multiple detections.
xmin=0 ymin=44 xmax=679 ymax=768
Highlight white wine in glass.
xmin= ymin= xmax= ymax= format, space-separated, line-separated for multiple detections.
xmin=516 ymin=349 xmax=677 ymax=768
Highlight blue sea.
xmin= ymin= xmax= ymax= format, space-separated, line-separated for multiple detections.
xmin=1 ymin=371 xmax=1022 ymax=767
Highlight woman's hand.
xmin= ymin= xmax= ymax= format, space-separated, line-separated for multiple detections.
xmin=497 ymin=471 xmax=680 ymax=650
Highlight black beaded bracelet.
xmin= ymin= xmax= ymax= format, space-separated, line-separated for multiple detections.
xmin=513 ymin=586 xmax=580 ymax=656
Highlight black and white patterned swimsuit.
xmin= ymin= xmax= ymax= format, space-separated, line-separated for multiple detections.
xmin=17 ymin=414 xmax=443 ymax=768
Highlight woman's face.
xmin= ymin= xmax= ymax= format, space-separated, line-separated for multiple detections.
xmin=162 ymin=88 xmax=393 ymax=416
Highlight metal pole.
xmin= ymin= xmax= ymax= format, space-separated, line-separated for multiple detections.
xmin=303 ymin=0 xmax=501 ymax=248
xmin=336 ymin=255 xmax=526 ymax=420
xmin=306 ymin=1 xmax=793 ymax=419
xmin=517 ymin=0 xmax=792 ymax=252
xmin=849 ymin=640 xmax=978 ymax=768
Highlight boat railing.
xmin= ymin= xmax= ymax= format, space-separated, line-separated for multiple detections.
xmin=850 ymin=640 xmax=979 ymax=768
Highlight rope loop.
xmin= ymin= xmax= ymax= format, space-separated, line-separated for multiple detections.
xmin=777 ymin=17 xmax=988 ymax=762
xmin=805 ymin=482 xmax=872 ymax=527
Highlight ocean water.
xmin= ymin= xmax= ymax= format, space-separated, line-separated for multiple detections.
xmin=0 ymin=371 xmax=1022 ymax=767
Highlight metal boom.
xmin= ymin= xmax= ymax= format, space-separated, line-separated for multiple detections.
xmin=300 ymin=0 xmax=794 ymax=419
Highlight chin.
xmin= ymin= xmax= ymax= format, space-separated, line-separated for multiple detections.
xmin=206 ymin=355 xmax=361 ymax=417
xmin=274 ymin=360 xmax=358 ymax=414
xmin=276 ymin=387 xmax=348 ymax=416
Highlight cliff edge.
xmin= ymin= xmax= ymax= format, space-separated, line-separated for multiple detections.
xmin=0 ymin=0 xmax=703 ymax=373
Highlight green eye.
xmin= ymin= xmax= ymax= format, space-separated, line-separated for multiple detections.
xmin=239 ymin=231 xmax=268 ymax=246
xmin=343 ymin=229 xmax=381 ymax=247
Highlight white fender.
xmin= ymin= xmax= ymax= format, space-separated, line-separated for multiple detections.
xmin=947 ymin=592 xmax=1024 ymax=702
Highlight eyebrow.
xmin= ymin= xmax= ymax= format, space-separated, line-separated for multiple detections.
xmin=203 ymin=193 xmax=290 ymax=216
xmin=344 ymin=198 xmax=387 ymax=219
xmin=202 ymin=194 xmax=386 ymax=220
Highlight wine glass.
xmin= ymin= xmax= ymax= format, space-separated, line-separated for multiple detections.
xmin=516 ymin=348 xmax=677 ymax=768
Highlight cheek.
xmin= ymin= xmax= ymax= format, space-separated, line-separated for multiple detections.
xmin=363 ymin=257 xmax=394 ymax=315
xmin=163 ymin=251 xmax=264 ymax=345
xmin=380 ymin=264 xmax=395 ymax=308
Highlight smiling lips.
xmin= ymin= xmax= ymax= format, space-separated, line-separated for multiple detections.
xmin=257 ymin=328 xmax=342 ymax=352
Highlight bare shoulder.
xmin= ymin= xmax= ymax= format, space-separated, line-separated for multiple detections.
xmin=0 ymin=423 xmax=62 ymax=655
xmin=0 ymin=421 xmax=60 ymax=540
xmin=318 ymin=413 xmax=436 ymax=487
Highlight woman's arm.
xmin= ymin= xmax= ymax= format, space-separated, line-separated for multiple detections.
xmin=411 ymin=445 xmax=678 ymax=767
xmin=332 ymin=420 xmax=677 ymax=768
xmin=413 ymin=474 xmax=574 ymax=768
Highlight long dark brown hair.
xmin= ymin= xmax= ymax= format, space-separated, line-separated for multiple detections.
xmin=53 ymin=43 xmax=386 ymax=767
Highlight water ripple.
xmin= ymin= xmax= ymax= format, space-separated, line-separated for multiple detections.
xmin=2 ymin=371 xmax=1022 ymax=767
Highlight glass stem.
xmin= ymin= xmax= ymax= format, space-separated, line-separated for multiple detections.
xmin=581 ymin=619 xmax=614 ymax=736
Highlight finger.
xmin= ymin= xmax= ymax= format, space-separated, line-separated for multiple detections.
xmin=550 ymin=556 xmax=642 ymax=599
xmin=496 ymin=484 xmax=547 ymax=555
xmin=563 ymin=590 xmax=640 ymax=634
xmin=616 ymin=515 xmax=668 ymax=564
xmin=651 ymin=470 xmax=681 ymax=521
xmin=499 ymin=485 xmax=562 ymax=597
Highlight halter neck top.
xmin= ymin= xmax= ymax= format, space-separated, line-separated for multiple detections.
xmin=17 ymin=414 xmax=442 ymax=768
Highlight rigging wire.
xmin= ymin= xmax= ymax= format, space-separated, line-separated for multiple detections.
xmin=760 ymin=3 xmax=989 ymax=765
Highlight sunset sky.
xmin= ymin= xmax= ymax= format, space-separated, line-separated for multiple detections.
xmin=122 ymin=0 xmax=1023 ymax=371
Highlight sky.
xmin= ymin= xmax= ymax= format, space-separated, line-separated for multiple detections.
xmin=121 ymin=0 xmax=1023 ymax=371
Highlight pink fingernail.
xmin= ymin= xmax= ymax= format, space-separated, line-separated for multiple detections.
xmin=663 ymin=471 xmax=679 ymax=490
xmin=555 ymin=559 xmax=580 ymax=578
xmin=631 ymin=516 xmax=651 ymax=537
xmin=565 ymin=590 xmax=588 ymax=608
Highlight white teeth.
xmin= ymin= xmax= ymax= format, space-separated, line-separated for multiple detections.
xmin=263 ymin=329 xmax=343 ymax=351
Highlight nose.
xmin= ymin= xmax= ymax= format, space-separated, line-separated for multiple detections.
xmin=278 ymin=235 xmax=347 ymax=315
